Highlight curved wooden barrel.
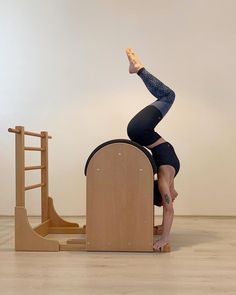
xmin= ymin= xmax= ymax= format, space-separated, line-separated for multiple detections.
xmin=86 ymin=141 xmax=154 ymax=252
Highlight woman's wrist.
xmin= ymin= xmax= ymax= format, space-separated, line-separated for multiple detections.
xmin=160 ymin=236 xmax=169 ymax=244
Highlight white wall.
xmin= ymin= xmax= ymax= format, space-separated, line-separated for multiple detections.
xmin=1 ymin=0 xmax=236 ymax=216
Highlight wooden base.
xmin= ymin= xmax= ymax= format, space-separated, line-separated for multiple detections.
xmin=159 ymin=243 xmax=171 ymax=253
xmin=15 ymin=196 xmax=169 ymax=252
xmin=58 ymin=238 xmax=87 ymax=251
xmin=15 ymin=207 xmax=59 ymax=251
xmin=15 ymin=200 xmax=170 ymax=252
xmin=15 ymin=197 xmax=85 ymax=252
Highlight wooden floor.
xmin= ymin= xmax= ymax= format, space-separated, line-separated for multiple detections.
xmin=0 ymin=216 xmax=236 ymax=295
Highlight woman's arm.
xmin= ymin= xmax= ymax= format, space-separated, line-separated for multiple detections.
xmin=161 ymin=198 xmax=174 ymax=242
xmin=153 ymin=178 xmax=174 ymax=250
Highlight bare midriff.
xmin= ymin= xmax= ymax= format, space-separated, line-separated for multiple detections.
xmin=146 ymin=137 xmax=166 ymax=149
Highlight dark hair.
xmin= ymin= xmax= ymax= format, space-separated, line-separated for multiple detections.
xmin=154 ymin=179 xmax=162 ymax=207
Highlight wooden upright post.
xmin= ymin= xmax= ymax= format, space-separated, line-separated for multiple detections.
xmin=41 ymin=131 xmax=49 ymax=222
xmin=15 ymin=126 xmax=25 ymax=207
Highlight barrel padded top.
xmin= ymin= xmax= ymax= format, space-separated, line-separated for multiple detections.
xmin=84 ymin=138 xmax=157 ymax=176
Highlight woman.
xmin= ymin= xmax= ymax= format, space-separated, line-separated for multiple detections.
xmin=126 ymin=48 xmax=180 ymax=252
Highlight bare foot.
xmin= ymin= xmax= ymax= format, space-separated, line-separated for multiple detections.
xmin=125 ymin=48 xmax=144 ymax=74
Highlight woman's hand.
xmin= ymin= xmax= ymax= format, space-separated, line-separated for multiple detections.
xmin=153 ymin=238 xmax=170 ymax=252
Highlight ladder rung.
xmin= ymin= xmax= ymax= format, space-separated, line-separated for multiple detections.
xmin=8 ymin=128 xmax=52 ymax=139
xmin=25 ymin=131 xmax=52 ymax=139
xmin=25 ymin=147 xmax=45 ymax=151
xmin=24 ymin=131 xmax=42 ymax=138
xmin=25 ymin=183 xmax=45 ymax=191
xmin=25 ymin=165 xmax=45 ymax=171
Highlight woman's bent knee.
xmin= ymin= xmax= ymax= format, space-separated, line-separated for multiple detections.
xmin=127 ymin=121 xmax=142 ymax=142
xmin=127 ymin=122 xmax=153 ymax=145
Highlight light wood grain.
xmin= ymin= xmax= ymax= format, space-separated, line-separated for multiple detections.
xmin=1 ymin=216 xmax=236 ymax=295
xmin=10 ymin=126 xmax=81 ymax=251
xmin=41 ymin=131 xmax=49 ymax=222
xmin=86 ymin=143 xmax=154 ymax=252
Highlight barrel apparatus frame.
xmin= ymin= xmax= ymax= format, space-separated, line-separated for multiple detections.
xmin=9 ymin=126 xmax=162 ymax=252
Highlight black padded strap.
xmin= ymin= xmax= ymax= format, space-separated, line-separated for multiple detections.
xmin=84 ymin=138 xmax=157 ymax=175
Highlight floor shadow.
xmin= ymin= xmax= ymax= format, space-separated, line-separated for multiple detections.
xmin=170 ymin=229 xmax=221 ymax=251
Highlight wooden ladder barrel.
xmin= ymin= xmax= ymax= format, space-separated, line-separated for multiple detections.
xmin=9 ymin=126 xmax=168 ymax=252
xmin=84 ymin=139 xmax=157 ymax=252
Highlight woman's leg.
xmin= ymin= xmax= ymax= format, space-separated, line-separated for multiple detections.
xmin=137 ymin=67 xmax=176 ymax=119
xmin=126 ymin=48 xmax=178 ymax=251
xmin=126 ymin=48 xmax=176 ymax=120
xmin=126 ymin=48 xmax=176 ymax=148
xmin=127 ymin=104 xmax=163 ymax=146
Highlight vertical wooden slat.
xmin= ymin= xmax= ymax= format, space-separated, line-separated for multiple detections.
xmin=15 ymin=126 xmax=25 ymax=207
xmin=41 ymin=131 xmax=49 ymax=222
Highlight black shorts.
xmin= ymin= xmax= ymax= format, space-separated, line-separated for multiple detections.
xmin=151 ymin=142 xmax=180 ymax=177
